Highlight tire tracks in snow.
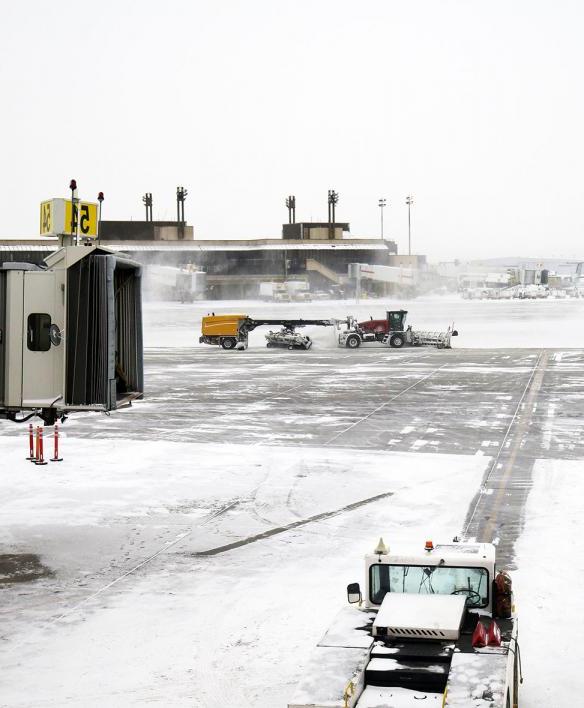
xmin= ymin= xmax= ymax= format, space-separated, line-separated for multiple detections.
xmin=191 ymin=489 xmax=394 ymax=557
xmin=7 ymin=499 xmax=242 ymax=641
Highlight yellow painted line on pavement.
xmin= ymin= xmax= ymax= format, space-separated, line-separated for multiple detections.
xmin=481 ymin=351 xmax=549 ymax=544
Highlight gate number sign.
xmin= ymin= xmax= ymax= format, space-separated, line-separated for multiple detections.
xmin=40 ymin=199 xmax=99 ymax=238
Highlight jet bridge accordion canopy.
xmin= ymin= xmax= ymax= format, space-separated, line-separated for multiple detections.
xmin=66 ymin=252 xmax=143 ymax=409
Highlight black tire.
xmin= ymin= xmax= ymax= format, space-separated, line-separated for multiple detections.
xmin=390 ymin=334 xmax=405 ymax=348
xmin=221 ymin=337 xmax=237 ymax=350
xmin=266 ymin=342 xmax=273 ymax=348
xmin=345 ymin=334 xmax=361 ymax=349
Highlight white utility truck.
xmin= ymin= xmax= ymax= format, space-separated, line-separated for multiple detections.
xmin=289 ymin=539 xmax=520 ymax=708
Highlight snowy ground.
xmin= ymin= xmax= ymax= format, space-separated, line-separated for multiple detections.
xmin=514 ymin=460 xmax=584 ymax=707
xmin=1 ymin=441 xmax=485 ymax=707
xmin=1 ymin=298 xmax=584 ymax=707
xmin=142 ymin=295 xmax=584 ymax=349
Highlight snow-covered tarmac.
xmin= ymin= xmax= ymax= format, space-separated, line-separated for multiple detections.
xmin=1 ymin=296 xmax=583 ymax=707
xmin=1 ymin=441 xmax=485 ymax=707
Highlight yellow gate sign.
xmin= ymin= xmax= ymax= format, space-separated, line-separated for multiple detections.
xmin=63 ymin=199 xmax=98 ymax=237
xmin=40 ymin=200 xmax=54 ymax=235
xmin=40 ymin=199 xmax=99 ymax=238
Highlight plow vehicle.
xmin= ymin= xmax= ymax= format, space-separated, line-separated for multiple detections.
xmin=199 ymin=314 xmax=334 ymax=350
xmin=337 ymin=310 xmax=458 ymax=349
xmin=290 ymin=538 xmax=520 ymax=708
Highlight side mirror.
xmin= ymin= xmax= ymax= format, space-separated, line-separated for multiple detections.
xmin=452 ymin=330 xmax=459 ymax=337
xmin=347 ymin=582 xmax=362 ymax=604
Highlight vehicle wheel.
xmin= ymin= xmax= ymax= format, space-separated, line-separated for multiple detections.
xmin=288 ymin=345 xmax=294 ymax=350
xmin=221 ymin=337 xmax=237 ymax=350
xmin=390 ymin=334 xmax=405 ymax=348
xmin=345 ymin=334 xmax=361 ymax=349
xmin=266 ymin=342 xmax=273 ymax=348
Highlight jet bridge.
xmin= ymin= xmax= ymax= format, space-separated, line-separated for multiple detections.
xmin=0 ymin=245 xmax=143 ymax=424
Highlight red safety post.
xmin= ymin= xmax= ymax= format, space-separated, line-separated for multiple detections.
xmin=34 ymin=426 xmax=40 ymax=463
xmin=26 ymin=423 xmax=34 ymax=460
xmin=35 ymin=426 xmax=48 ymax=466
xmin=51 ymin=424 xmax=63 ymax=462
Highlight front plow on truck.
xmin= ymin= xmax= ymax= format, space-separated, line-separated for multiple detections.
xmin=289 ymin=539 xmax=520 ymax=708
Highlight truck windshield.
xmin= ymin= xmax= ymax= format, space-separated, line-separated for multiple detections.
xmin=370 ymin=564 xmax=489 ymax=608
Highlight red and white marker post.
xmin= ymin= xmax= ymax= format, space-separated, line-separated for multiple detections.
xmin=35 ymin=426 xmax=48 ymax=466
xmin=51 ymin=423 xmax=63 ymax=462
xmin=26 ymin=423 xmax=34 ymax=460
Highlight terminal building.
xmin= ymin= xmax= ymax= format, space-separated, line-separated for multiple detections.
xmin=0 ymin=218 xmax=401 ymax=299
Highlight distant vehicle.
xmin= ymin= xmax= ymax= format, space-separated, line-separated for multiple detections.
xmin=461 ymin=287 xmax=491 ymax=300
xmin=289 ymin=538 xmax=521 ymax=708
xmin=144 ymin=265 xmax=206 ymax=302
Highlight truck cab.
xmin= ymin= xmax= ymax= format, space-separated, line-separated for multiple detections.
xmin=289 ymin=539 xmax=519 ymax=708
xmin=357 ymin=311 xmax=408 ymax=342
xmin=363 ymin=539 xmax=495 ymax=613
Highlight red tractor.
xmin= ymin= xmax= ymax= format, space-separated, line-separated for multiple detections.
xmin=338 ymin=310 xmax=409 ymax=348
xmin=338 ymin=310 xmax=457 ymax=349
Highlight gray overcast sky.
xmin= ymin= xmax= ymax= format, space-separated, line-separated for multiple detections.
xmin=1 ymin=0 xmax=583 ymax=260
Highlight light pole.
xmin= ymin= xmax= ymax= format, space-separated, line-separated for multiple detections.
xmin=285 ymin=195 xmax=296 ymax=224
xmin=97 ymin=191 xmax=104 ymax=244
xmin=378 ymin=198 xmax=386 ymax=239
xmin=176 ymin=186 xmax=188 ymax=240
xmin=328 ymin=189 xmax=339 ymax=240
xmin=142 ymin=192 xmax=153 ymax=221
xmin=406 ymin=194 xmax=414 ymax=256
xmin=69 ymin=179 xmax=78 ymax=244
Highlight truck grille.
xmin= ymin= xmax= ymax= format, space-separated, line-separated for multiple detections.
xmin=378 ymin=626 xmax=448 ymax=639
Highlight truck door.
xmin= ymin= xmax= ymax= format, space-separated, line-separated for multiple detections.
xmin=387 ymin=310 xmax=406 ymax=331
xmin=21 ymin=271 xmax=63 ymax=408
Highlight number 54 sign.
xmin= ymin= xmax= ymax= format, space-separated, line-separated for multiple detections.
xmin=40 ymin=198 xmax=99 ymax=238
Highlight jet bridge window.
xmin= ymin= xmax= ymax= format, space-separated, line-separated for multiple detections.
xmin=370 ymin=564 xmax=489 ymax=608
xmin=27 ymin=313 xmax=52 ymax=352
